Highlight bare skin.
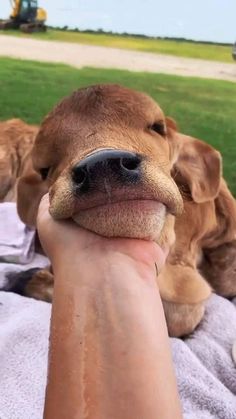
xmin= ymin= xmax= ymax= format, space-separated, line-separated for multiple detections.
xmin=38 ymin=195 xmax=182 ymax=419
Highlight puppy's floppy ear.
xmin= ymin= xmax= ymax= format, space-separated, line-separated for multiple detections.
xmin=165 ymin=116 xmax=178 ymax=132
xmin=17 ymin=170 xmax=48 ymax=227
xmin=214 ymin=178 xmax=236 ymax=243
xmin=165 ymin=117 xmax=182 ymax=166
xmin=174 ymin=138 xmax=222 ymax=203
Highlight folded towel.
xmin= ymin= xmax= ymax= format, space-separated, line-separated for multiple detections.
xmin=0 ymin=203 xmax=35 ymax=264
xmin=0 ymin=292 xmax=235 ymax=419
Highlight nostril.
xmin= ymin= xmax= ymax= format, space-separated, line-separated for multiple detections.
xmin=72 ymin=167 xmax=87 ymax=185
xmin=120 ymin=156 xmax=141 ymax=171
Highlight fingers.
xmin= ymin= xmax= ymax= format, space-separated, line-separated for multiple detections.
xmin=36 ymin=194 xmax=169 ymax=275
xmin=38 ymin=192 xmax=50 ymax=216
xmin=39 ymin=192 xmax=50 ymax=210
xmin=134 ymin=239 xmax=168 ymax=275
xmin=37 ymin=193 xmax=50 ymax=227
xmin=154 ymin=243 xmax=169 ymax=274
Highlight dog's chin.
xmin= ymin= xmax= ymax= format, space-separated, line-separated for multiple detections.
xmin=72 ymin=200 xmax=166 ymax=240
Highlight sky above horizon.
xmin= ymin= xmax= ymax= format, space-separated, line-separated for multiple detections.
xmin=1 ymin=0 xmax=235 ymax=43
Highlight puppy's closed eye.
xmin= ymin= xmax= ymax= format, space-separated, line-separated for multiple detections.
xmin=39 ymin=167 xmax=50 ymax=181
xmin=149 ymin=121 xmax=166 ymax=136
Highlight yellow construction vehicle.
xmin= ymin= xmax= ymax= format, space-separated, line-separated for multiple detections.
xmin=0 ymin=0 xmax=47 ymax=33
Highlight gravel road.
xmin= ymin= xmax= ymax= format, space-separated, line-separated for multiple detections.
xmin=0 ymin=35 xmax=235 ymax=82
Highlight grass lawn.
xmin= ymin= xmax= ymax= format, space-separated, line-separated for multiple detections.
xmin=0 ymin=57 xmax=235 ymax=194
xmin=0 ymin=30 xmax=234 ymax=63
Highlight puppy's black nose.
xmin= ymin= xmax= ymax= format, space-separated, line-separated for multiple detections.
xmin=72 ymin=149 xmax=142 ymax=194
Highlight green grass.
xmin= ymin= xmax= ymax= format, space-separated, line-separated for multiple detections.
xmin=0 ymin=29 xmax=234 ymax=63
xmin=0 ymin=57 xmax=235 ymax=194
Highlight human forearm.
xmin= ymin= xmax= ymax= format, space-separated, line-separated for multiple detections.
xmin=43 ymin=252 xmax=182 ymax=419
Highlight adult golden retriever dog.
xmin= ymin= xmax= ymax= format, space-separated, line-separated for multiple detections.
xmin=15 ymin=84 xmax=236 ymax=336
xmin=0 ymin=118 xmax=38 ymax=202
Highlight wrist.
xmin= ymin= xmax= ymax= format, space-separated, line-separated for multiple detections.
xmin=52 ymin=247 xmax=158 ymax=291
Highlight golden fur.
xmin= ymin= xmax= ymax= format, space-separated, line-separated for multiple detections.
xmin=13 ymin=85 xmax=236 ymax=337
xmin=0 ymin=118 xmax=38 ymax=202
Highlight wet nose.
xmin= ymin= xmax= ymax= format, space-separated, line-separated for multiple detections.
xmin=72 ymin=149 xmax=142 ymax=194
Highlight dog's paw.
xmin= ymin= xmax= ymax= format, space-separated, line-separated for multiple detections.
xmin=4 ymin=267 xmax=53 ymax=302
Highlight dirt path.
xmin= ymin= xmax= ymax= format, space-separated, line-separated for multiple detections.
xmin=0 ymin=35 xmax=235 ymax=82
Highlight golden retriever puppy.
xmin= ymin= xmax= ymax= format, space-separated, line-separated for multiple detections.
xmin=158 ymin=126 xmax=236 ymax=336
xmin=15 ymin=85 xmax=236 ymax=336
xmin=0 ymin=118 xmax=38 ymax=202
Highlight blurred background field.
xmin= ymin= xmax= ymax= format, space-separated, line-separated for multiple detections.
xmin=0 ymin=57 xmax=235 ymax=193
xmin=1 ymin=30 xmax=233 ymax=63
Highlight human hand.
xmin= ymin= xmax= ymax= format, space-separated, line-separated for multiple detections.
xmin=37 ymin=194 xmax=168 ymax=277
xmin=41 ymin=192 xmax=181 ymax=419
